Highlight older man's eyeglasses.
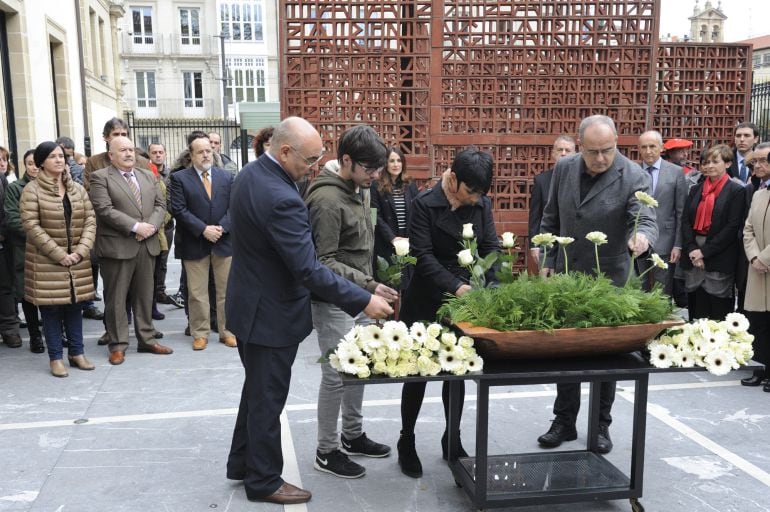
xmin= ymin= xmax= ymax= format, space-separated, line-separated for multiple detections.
xmin=289 ymin=145 xmax=324 ymax=166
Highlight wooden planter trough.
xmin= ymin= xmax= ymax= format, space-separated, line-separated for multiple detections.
xmin=455 ymin=318 xmax=685 ymax=360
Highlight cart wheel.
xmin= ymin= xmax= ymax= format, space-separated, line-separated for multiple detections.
xmin=630 ymin=498 xmax=645 ymax=512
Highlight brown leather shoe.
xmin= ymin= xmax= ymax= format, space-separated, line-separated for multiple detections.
xmin=50 ymin=359 xmax=69 ymax=378
xmin=108 ymin=351 xmax=125 ymax=365
xmin=137 ymin=343 xmax=174 ymax=355
xmin=252 ymin=482 xmax=312 ymax=505
xmin=219 ymin=336 xmax=237 ymax=347
xmin=192 ymin=338 xmax=207 ymax=351
xmin=68 ymin=354 xmax=95 ymax=370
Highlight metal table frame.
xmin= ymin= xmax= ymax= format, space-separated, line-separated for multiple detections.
xmin=343 ymin=352 xmax=758 ymax=510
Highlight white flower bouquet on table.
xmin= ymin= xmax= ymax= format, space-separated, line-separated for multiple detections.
xmin=327 ymin=320 xmax=484 ymax=379
xmin=647 ymin=313 xmax=754 ymax=376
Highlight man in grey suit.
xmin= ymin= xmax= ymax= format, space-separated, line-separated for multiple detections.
xmin=637 ymin=130 xmax=688 ymax=295
xmin=89 ymin=136 xmax=173 ymax=365
xmin=537 ymin=115 xmax=658 ymax=453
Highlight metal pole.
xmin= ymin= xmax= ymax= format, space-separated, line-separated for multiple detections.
xmin=219 ymin=32 xmax=227 ymax=120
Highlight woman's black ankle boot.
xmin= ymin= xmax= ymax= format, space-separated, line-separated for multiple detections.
xmin=441 ymin=430 xmax=468 ymax=460
xmin=397 ymin=431 xmax=423 ymax=478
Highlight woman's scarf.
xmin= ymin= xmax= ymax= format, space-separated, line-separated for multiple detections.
xmin=693 ymin=173 xmax=729 ymax=234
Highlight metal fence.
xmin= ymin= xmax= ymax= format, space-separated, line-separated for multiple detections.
xmin=752 ymin=81 xmax=770 ymax=143
xmin=123 ymin=111 xmax=248 ymax=169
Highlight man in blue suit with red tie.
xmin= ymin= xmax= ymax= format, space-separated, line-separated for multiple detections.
xmin=225 ymin=117 xmax=393 ymax=505
xmin=169 ymin=135 xmax=236 ymax=351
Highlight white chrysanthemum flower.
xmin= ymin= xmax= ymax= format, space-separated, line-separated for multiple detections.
xmin=410 ymin=322 xmax=427 ymax=345
xmin=707 ymin=330 xmax=730 ymax=348
xmin=555 ymin=236 xmax=575 ymax=246
xmin=501 ymin=232 xmax=516 ymax=248
xmin=677 ymin=348 xmax=697 ymax=368
xmin=356 ymin=366 xmax=371 ymax=379
xmin=732 ymin=330 xmax=754 ymax=344
xmin=635 ymin=190 xmax=658 ymax=207
xmin=671 ymin=333 xmax=688 ymax=347
xmin=417 ymin=355 xmax=441 ymax=376
xmin=371 ymin=348 xmax=387 ymax=363
xmin=650 ymin=343 xmax=677 ymax=368
xmin=419 ymin=347 xmax=433 ymax=358
xmin=383 ymin=321 xmax=411 ymax=351
xmin=340 ymin=353 xmax=369 ymax=374
xmin=465 ymin=355 xmax=484 ymax=373
xmin=359 ymin=324 xmax=385 ymax=352
xmin=372 ymin=361 xmax=387 ymax=374
xmin=704 ymin=349 xmax=736 ymax=376
xmin=441 ymin=332 xmax=458 ymax=346
xmin=452 ymin=365 xmax=468 ymax=376
xmin=387 ymin=348 xmax=401 ymax=362
xmin=343 ymin=325 xmax=363 ymax=345
xmin=329 ymin=353 xmax=342 ymax=372
xmin=531 ymin=233 xmax=557 ymax=248
xmin=336 ymin=341 xmax=362 ymax=361
xmin=585 ymin=231 xmax=608 ymax=245
xmin=724 ymin=312 xmax=750 ymax=333
xmin=426 ymin=323 xmax=443 ymax=338
xmin=438 ymin=348 xmax=465 ymax=373
xmin=649 ymin=253 xmax=668 ymax=270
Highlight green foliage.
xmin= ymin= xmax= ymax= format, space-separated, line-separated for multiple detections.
xmin=377 ymin=254 xmax=417 ymax=288
xmin=437 ymin=273 xmax=674 ymax=331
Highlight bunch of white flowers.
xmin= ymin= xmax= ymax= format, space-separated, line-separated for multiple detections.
xmin=329 ymin=321 xmax=484 ymax=379
xmin=647 ymin=313 xmax=753 ymax=376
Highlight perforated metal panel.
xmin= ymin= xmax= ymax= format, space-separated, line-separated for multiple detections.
xmin=280 ymin=1 xmax=752 ymax=260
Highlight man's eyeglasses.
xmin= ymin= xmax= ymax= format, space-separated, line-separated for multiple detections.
xmin=582 ymin=146 xmax=616 ymax=158
xmin=289 ymin=145 xmax=324 ymax=166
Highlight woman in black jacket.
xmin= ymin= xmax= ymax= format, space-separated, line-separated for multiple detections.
xmin=680 ymin=144 xmax=746 ymax=321
xmin=397 ymin=148 xmax=500 ymax=478
xmin=370 ymin=147 xmax=419 ymax=289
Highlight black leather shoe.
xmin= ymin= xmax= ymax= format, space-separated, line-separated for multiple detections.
xmin=441 ymin=430 xmax=468 ymax=460
xmin=29 ymin=334 xmax=45 ymax=354
xmin=741 ymin=373 xmax=766 ymax=386
xmin=763 ymin=381 xmax=770 ymax=393
xmin=537 ymin=421 xmax=578 ymax=448
xmin=82 ymin=306 xmax=104 ymax=320
xmin=397 ymin=431 xmax=423 ymax=478
xmin=596 ymin=424 xmax=613 ymax=454
xmin=97 ymin=332 xmax=111 ymax=346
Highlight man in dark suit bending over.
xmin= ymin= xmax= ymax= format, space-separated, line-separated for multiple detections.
xmin=225 ymin=117 xmax=393 ymax=505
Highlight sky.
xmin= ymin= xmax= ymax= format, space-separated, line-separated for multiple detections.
xmin=659 ymin=0 xmax=770 ymax=42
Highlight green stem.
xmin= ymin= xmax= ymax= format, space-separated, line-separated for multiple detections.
xmin=562 ymin=246 xmax=569 ymax=275
xmin=625 ymin=211 xmax=641 ymax=286
xmin=594 ymin=244 xmax=601 ymax=275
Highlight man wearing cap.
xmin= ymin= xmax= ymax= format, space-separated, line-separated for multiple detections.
xmin=729 ymin=122 xmax=760 ymax=184
xmin=663 ymin=138 xmax=696 ymax=175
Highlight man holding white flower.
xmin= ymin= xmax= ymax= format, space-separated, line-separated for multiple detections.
xmin=305 ymin=125 xmax=398 ymax=479
xmin=538 ymin=115 xmax=658 ymax=454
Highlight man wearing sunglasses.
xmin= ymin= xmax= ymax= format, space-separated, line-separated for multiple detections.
xmin=305 ymin=125 xmax=398 ymax=479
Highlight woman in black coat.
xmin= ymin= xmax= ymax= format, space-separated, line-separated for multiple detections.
xmin=680 ymin=144 xmax=746 ymax=321
xmin=370 ymin=147 xmax=419 ymax=290
xmin=397 ymin=148 xmax=500 ymax=478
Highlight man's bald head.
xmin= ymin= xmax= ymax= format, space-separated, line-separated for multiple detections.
xmin=108 ymin=136 xmax=136 ymax=171
xmin=269 ymin=117 xmax=324 ymax=182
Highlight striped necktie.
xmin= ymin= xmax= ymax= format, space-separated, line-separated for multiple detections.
xmin=123 ymin=172 xmax=141 ymax=208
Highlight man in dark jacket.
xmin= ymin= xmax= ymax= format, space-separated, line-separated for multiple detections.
xmin=225 ymin=117 xmax=392 ymax=504
xmin=305 ymin=125 xmax=397 ymax=479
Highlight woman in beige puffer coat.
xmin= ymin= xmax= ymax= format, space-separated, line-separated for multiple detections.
xmin=20 ymin=142 xmax=96 ymax=377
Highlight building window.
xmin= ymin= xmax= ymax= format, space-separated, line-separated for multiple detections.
xmin=136 ymin=71 xmax=156 ymax=108
xmin=183 ymin=71 xmax=204 ymax=108
xmin=131 ymin=6 xmax=153 ymax=44
xmin=138 ymin=135 xmax=160 ymax=150
xmin=220 ymin=1 xmax=263 ymax=41
xmin=180 ymin=8 xmax=201 ymax=45
xmin=226 ymin=57 xmax=266 ymax=103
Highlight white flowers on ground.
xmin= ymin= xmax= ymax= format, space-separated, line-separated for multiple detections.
xmin=647 ymin=313 xmax=753 ymax=376
xmin=329 ymin=321 xmax=484 ymax=378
